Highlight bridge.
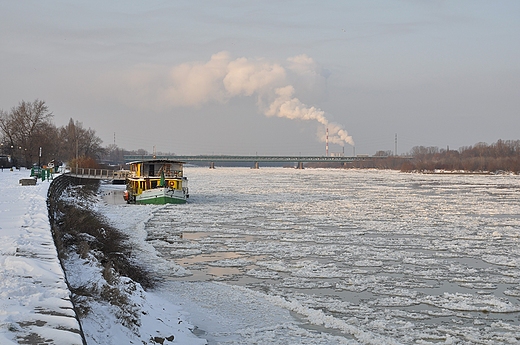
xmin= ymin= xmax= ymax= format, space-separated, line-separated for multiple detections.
xmin=124 ymin=154 xmax=384 ymax=168
xmin=65 ymin=155 xmax=393 ymax=181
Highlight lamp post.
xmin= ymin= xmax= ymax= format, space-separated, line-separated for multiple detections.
xmin=39 ymin=147 xmax=42 ymax=168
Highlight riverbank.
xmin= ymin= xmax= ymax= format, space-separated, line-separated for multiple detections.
xmin=0 ymin=169 xmax=206 ymax=345
xmin=0 ymin=169 xmax=84 ymax=345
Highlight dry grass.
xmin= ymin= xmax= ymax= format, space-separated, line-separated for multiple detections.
xmin=54 ymin=194 xmax=154 ymax=289
xmin=47 ymin=179 xmax=155 ymax=332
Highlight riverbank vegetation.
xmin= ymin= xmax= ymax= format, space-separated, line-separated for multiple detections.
xmin=46 ymin=174 xmax=204 ymax=344
xmin=309 ymin=140 xmax=520 ymax=174
xmin=399 ymin=140 xmax=520 ymax=173
xmin=48 ymin=177 xmax=154 ymax=326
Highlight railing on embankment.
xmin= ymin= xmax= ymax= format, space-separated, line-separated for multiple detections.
xmin=47 ymin=174 xmax=89 ymax=224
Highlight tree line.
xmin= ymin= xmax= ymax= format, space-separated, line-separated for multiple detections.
xmin=0 ymin=99 xmax=150 ymax=169
xmin=400 ymin=140 xmax=520 ymax=173
xmin=308 ymin=141 xmax=520 ymax=173
xmin=0 ymin=100 xmax=105 ymax=168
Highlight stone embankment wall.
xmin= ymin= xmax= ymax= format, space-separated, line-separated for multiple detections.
xmin=46 ymin=174 xmax=88 ymax=345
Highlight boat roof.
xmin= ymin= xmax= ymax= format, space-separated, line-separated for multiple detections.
xmin=128 ymin=159 xmax=185 ymax=165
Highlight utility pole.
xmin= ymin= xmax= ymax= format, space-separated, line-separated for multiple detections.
xmin=395 ymin=133 xmax=398 ymax=156
xmin=76 ymin=138 xmax=78 ymax=173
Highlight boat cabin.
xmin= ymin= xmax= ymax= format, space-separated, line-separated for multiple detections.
xmin=125 ymin=159 xmax=188 ymax=204
xmin=129 ymin=159 xmax=184 ymax=179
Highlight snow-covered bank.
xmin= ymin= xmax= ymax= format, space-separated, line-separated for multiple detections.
xmin=1 ymin=169 xmax=207 ymax=345
xmin=0 ymin=169 xmax=84 ymax=345
xmin=52 ymin=177 xmax=206 ymax=345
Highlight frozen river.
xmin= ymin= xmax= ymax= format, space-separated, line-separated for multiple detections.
xmin=127 ymin=168 xmax=520 ymax=344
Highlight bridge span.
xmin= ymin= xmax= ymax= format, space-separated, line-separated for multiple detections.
xmin=66 ymin=155 xmax=391 ymax=181
xmin=124 ymin=154 xmax=383 ymax=165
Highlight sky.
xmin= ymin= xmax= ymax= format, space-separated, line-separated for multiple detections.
xmin=1 ymin=0 xmax=519 ymax=156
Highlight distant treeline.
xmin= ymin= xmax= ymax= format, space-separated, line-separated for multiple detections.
xmin=309 ymin=140 xmax=520 ymax=173
xmin=400 ymin=140 xmax=520 ymax=173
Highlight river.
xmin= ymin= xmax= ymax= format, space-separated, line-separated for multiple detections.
xmin=104 ymin=167 xmax=520 ymax=344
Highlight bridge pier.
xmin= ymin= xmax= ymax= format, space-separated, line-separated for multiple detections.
xmin=209 ymin=162 xmax=215 ymax=169
xmin=296 ymin=162 xmax=304 ymax=169
xmin=252 ymin=162 xmax=259 ymax=169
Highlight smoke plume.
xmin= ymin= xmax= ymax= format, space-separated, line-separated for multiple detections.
xmin=265 ymin=85 xmax=354 ymax=146
xmin=125 ymin=51 xmax=354 ymax=146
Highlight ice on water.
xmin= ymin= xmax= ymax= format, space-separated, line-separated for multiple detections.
xmin=101 ymin=168 xmax=520 ymax=344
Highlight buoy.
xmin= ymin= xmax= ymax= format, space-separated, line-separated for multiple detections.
xmin=123 ymin=190 xmax=129 ymax=201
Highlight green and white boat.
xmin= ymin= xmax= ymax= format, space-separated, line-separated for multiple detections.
xmin=124 ymin=159 xmax=189 ymax=204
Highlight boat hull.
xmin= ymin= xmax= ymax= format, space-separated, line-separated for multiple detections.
xmin=135 ymin=187 xmax=187 ymax=205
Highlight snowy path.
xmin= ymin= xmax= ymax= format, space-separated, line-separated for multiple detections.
xmin=0 ymin=169 xmax=84 ymax=345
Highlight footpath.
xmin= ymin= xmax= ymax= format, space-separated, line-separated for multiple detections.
xmin=0 ymin=168 xmax=84 ymax=345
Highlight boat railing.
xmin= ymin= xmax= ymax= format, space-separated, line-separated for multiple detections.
xmin=129 ymin=171 xmax=183 ymax=178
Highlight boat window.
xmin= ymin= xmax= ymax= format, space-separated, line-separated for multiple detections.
xmin=151 ymin=180 xmax=157 ymax=188
xmin=149 ymin=164 xmax=155 ymax=176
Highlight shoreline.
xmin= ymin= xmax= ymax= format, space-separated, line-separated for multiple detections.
xmin=0 ymin=169 xmax=207 ymax=345
xmin=0 ymin=169 xmax=84 ymax=345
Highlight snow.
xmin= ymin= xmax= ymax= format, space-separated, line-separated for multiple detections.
xmin=0 ymin=169 xmax=83 ymax=345
xmin=4 ymin=166 xmax=520 ymax=345
xmin=0 ymin=169 xmax=206 ymax=345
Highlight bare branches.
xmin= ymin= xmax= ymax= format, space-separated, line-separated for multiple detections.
xmin=58 ymin=118 xmax=106 ymax=163
xmin=0 ymin=100 xmax=54 ymax=167
xmin=404 ymin=140 xmax=520 ymax=173
xmin=0 ymin=99 xmax=104 ymax=168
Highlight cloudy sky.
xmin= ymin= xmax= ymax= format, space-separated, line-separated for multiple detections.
xmin=1 ymin=1 xmax=519 ymax=156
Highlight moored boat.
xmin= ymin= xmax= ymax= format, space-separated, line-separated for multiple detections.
xmin=124 ymin=159 xmax=189 ymax=204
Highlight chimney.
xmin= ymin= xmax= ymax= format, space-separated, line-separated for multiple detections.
xmin=326 ymin=128 xmax=329 ymax=157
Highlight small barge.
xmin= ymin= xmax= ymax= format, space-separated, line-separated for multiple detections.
xmin=124 ymin=159 xmax=189 ymax=204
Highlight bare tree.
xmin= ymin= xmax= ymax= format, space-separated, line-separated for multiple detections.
xmin=57 ymin=118 xmax=105 ymax=164
xmin=0 ymin=100 xmax=54 ymax=167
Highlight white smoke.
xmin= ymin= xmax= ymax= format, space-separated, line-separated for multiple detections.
xmin=161 ymin=51 xmax=230 ymax=106
xmin=223 ymin=57 xmax=286 ymax=97
xmin=265 ymin=85 xmax=354 ymax=146
xmin=124 ymin=51 xmax=354 ymax=146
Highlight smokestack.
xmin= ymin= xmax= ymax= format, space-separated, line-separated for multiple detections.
xmin=326 ymin=127 xmax=329 ymax=157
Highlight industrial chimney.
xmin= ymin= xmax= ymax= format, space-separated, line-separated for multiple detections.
xmin=326 ymin=127 xmax=329 ymax=157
